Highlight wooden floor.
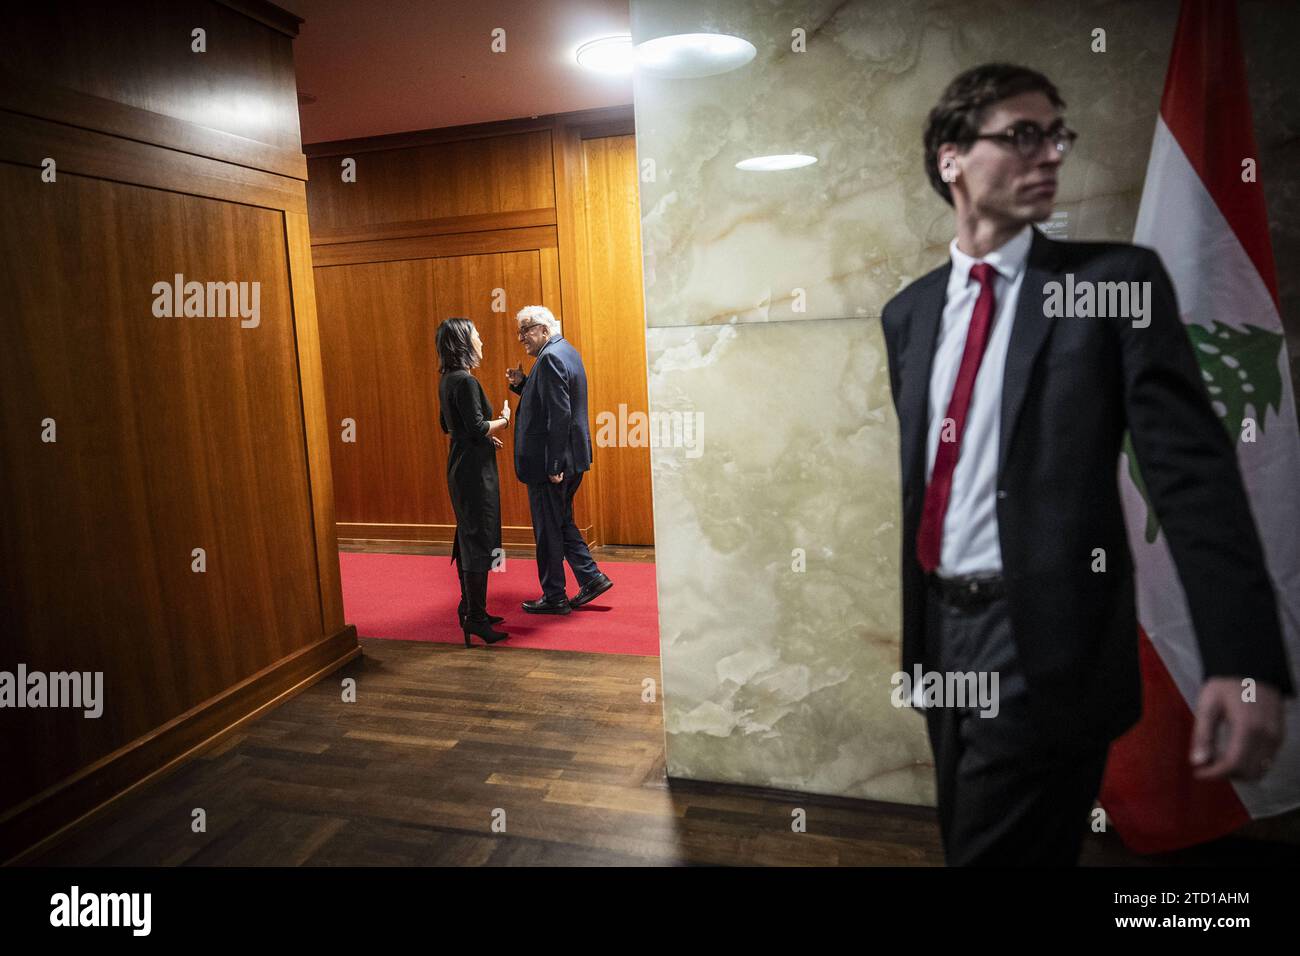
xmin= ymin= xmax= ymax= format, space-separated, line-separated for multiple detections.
xmin=20 ymin=634 xmax=1294 ymax=867
xmin=22 ymin=633 xmax=1300 ymax=866
xmin=23 ymin=542 xmax=1300 ymax=865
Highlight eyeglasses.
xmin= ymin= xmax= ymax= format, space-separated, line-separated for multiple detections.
xmin=516 ymin=323 xmax=542 ymax=340
xmin=968 ymin=119 xmax=1078 ymax=159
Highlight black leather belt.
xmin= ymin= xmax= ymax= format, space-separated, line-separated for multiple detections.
xmin=929 ymin=571 xmax=1007 ymax=606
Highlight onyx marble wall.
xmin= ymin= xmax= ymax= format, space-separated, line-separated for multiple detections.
xmin=633 ymin=0 xmax=1299 ymax=806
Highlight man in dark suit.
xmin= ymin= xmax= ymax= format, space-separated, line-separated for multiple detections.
xmin=881 ymin=63 xmax=1293 ymax=865
xmin=506 ymin=305 xmax=612 ymax=615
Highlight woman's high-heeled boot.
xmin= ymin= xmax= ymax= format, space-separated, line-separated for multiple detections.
xmin=463 ymin=570 xmax=508 ymax=646
xmin=457 ymin=565 xmax=503 ymax=628
xmin=456 ymin=564 xmax=468 ymax=628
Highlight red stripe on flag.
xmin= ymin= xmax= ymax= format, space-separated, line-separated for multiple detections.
xmin=1157 ymin=0 xmax=1280 ymax=307
xmin=1100 ymin=626 xmax=1249 ymax=854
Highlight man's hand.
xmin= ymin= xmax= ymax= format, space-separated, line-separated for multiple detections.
xmin=549 ymin=472 xmax=564 ymax=484
xmin=1190 ymin=677 xmax=1284 ymax=781
xmin=506 ymin=363 xmax=524 ymax=387
xmin=490 ymin=436 xmax=503 ymax=449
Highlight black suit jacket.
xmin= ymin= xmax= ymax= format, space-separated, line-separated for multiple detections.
xmin=508 ymin=335 xmax=594 ymax=484
xmin=881 ymin=227 xmax=1294 ymax=746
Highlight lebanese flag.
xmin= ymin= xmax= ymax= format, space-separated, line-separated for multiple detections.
xmin=1101 ymin=0 xmax=1300 ymax=853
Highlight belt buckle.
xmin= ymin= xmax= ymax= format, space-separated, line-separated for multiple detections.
xmin=935 ymin=572 xmax=998 ymax=606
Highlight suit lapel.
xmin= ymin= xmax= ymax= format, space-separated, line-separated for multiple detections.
xmin=898 ymin=267 xmax=949 ymax=495
xmin=997 ymin=228 xmax=1059 ymax=478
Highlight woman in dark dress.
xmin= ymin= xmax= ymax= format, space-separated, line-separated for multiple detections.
xmin=436 ymin=318 xmax=510 ymax=645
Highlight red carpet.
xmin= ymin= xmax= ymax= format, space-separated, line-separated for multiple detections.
xmin=338 ymin=552 xmax=660 ymax=656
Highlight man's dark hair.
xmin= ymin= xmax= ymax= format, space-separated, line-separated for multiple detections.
xmin=436 ymin=317 xmax=477 ymax=373
xmin=923 ymin=62 xmax=1065 ymax=206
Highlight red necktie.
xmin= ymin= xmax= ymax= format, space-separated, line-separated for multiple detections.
xmin=916 ymin=262 xmax=998 ymax=575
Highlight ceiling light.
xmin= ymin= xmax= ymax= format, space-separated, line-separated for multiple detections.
xmin=636 ymin=33 xmax=756 ymax=79
xmin=576 ymin=35 xmax=634 ymax=74
xmin=735 ymin=154 xmax=818 ymax=171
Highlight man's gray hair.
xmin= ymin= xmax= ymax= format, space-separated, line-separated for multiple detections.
xmin=516 ymin=304 xmax=561 ymax=335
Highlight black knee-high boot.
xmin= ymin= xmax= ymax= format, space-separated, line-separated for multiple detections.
xmin=456 ymin=562 xmax=468 ymax=627
xmin=463 ymin=571 xmax=508 ymax=645
xmin=457 ymin=563 xmax=504 ymax=629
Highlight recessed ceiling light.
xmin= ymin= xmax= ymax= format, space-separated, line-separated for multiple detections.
xmin=636 ymin=33 xmax=756 ymax=79
xmin=735 ymin=154 xmax=818 ymax=171
xmin=576 ymin=35 xmax=634 ymax=74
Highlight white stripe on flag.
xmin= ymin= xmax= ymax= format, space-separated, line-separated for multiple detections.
xmin=1125 ymin=115 xmax=1300 ymax=818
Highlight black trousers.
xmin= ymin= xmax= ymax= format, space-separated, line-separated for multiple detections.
xmin=526 ymin=472 xmax=599 ymax=601
xmin=922 ymin=584 xmax=1110 ymax=866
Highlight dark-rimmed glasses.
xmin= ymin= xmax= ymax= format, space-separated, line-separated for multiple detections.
xmin=968 ymin=119 xmax=1078 ymax=159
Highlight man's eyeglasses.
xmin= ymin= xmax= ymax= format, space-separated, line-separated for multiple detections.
xmin=967 ymin=120 xmax=1078 ymax=159
xmin=517 ymin=323 xmax=542 ymax=340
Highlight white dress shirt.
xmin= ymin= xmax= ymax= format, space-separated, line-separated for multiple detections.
xmin=924 ymin=224 xmax=1033 ymax=576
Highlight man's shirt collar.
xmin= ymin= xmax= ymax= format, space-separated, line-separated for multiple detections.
xmin=947 ymin=224 xmax=1033 ymax=292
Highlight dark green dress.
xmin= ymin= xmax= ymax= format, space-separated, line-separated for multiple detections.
xmin=438 ymin=369 xmax=502 ymax=572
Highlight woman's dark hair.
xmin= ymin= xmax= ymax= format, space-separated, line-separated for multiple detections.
xmin=923 ymin=63 xmax=1065 ymax=206
xmin=436 ymin=317 xmax=478 ymax=373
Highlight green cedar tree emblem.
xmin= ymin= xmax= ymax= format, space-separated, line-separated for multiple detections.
xmin=1124 ymin=320 xmax=1285 ymax=542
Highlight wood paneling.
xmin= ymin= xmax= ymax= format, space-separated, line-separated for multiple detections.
xmin=3 ymin=1 xmax=304 ymax=152
xmin=285 ymin=210 xmax=345 ymax=633
xmin=0 ymin=164 xmax=321 ymax=794
xmin=305 ymin=109 xmax=650 ymax=547
xmin=579 ymin=135 xmax=655 ymax=545
xmin=0 ymin=68 xmax=308 ymax=180
xmin=305 ymin=130 xmax=556 ymax=234
xmin=300 ymin=106 xmax=633 ymax=159
xmin=314 ymin=258 xmax=442 ymax=526
xmin=0 ymin=0 xmax=355 ymax=863
xmin=310 ymin=224 xmax=557 ymax=268
xmin=434 ymin=250 xmax=550 ymax=532
xmin=313 ymin=248 xmax=574 ymax=542
xmin=310 ymin=207 xmax=556 ymax=246
xmin=0 ymin=109 xmax=307 ymax=214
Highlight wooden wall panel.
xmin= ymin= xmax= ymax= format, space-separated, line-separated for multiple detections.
xmin=315 ymin=259 xmax=445 ymax=526
xmin=314 ymin=248 xmax=573 ymax=544
xmin=306 ymin=110 xmax=651 ymax=547
xmin=310 ymin=224 xmax=557 ymax=268
xmin=306 ymin=130 xmax=555 ymax=234
xmin=0 ymin=170 xmax=324 ymax=784
xmin=434 ymin=251 xmax=544 ymax=536
xmin=285 ymin=210 xmax=346 ymax=633
xmin=1 ymin=0 xmax=356 ymax=863
xmin=3 ymin=1 xmax=303 ymax=153
xmin=580 ymin=135 xmax=655 ymax=545
xmin=0 ymin=109 xmax=306 ymax=213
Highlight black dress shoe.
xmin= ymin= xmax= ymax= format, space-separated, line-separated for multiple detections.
xmin=522 ymin=595 xmax=571 ymax=615
xmin=569 ymin=572 xmax=613 ymax=608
